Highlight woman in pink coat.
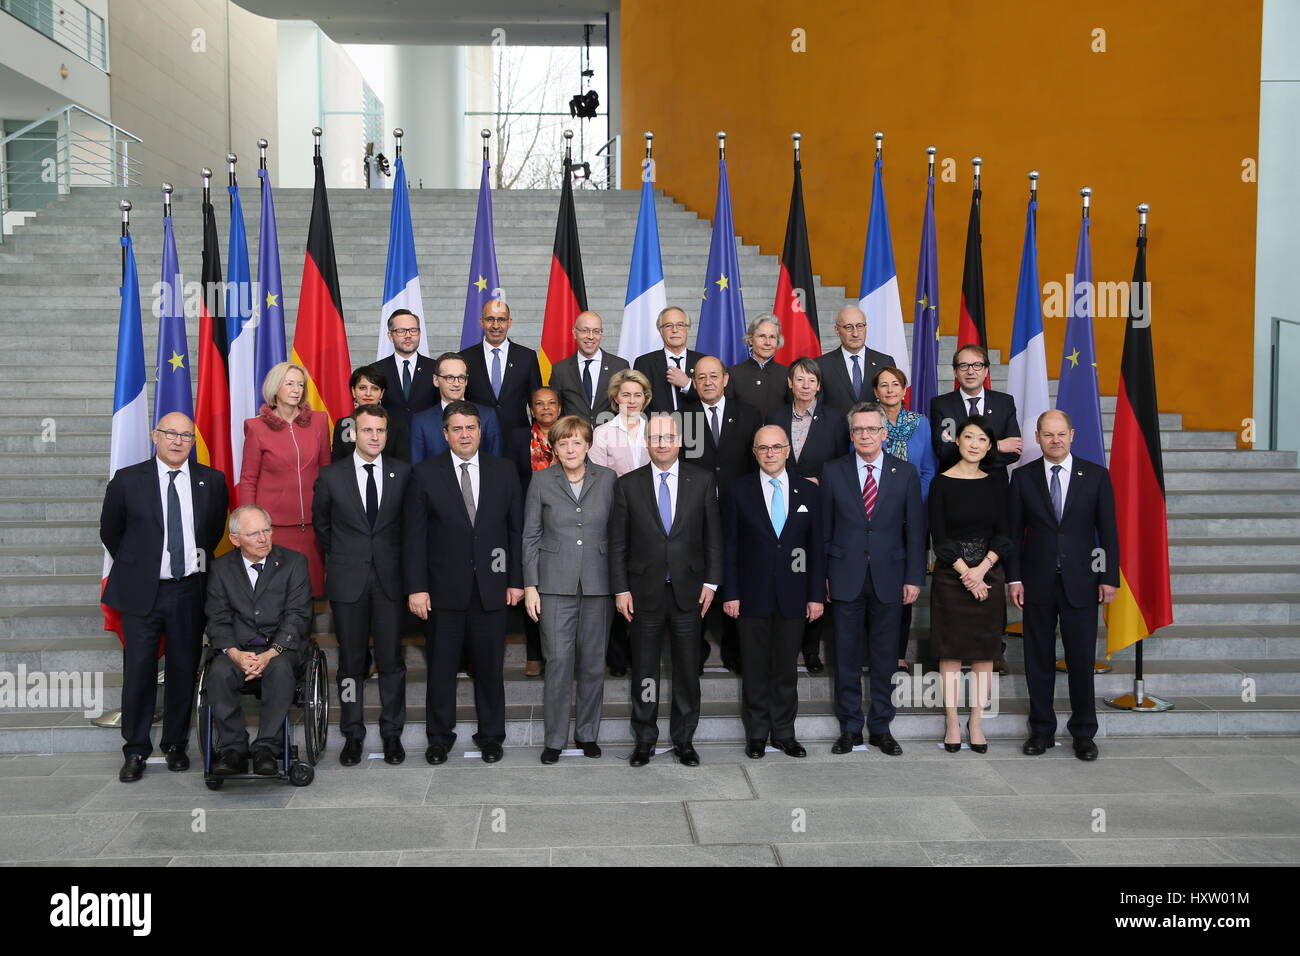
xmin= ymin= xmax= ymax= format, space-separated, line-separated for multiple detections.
xmin=239 ymin=361 xmax=332 ymax=595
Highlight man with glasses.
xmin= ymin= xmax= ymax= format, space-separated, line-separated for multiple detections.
xmin=815 ymin=306 xmax=896 ymax=416
xmin=376 ymin=308 xmax=435 ymax=432
xmin=460 ymin=298 xmax=543 ymax=435
xmin=548 ymin=310 xmax=629 ymax=424
xmin=410 ymin=353 xmax=503 ymax=463
xmin=820 ymin=402 xmax=925 ymax=756
xmin=929 ymin=344 xmax=1023 ymax=476
xmin=633 ymin=306 xmax=703 ymax=414
xmin=100 ymin=412 xmax=229 ymax=782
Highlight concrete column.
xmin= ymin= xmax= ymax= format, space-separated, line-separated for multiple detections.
xmin=384 ymin=45 xmax=467 ymax=189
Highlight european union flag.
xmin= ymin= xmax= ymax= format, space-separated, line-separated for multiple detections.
xmin=461 ymin=156 xmax=501 ymax=348
xmin=695 ymin=157 xmax=747 ymax=365
xmin=154 ymin=212 xmax=193 ymax=454
xmin=254 ymin=166 xmax=287 ymax=392
xmin=1056 ymin=211 xmax=1105 ymax=465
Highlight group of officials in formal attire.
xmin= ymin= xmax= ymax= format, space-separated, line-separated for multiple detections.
xmin=100 ymin=298 xmax=1120 ymax=783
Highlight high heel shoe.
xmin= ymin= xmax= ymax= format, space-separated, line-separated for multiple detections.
xmin=966 ymin=720 xmax=987 ymax=754
xmin=943 ymin=721 xmax=961 ymax=753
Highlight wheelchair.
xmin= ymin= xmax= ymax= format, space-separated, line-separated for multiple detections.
xmin=195 ymin=638 xmax=330 ymax=790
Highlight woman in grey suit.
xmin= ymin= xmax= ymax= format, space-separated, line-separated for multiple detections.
xmin=522 ymin=415 xmax=617 ymax=764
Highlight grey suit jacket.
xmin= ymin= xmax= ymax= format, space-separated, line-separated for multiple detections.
xmin=550 ymin=351 xmax=629 ymax=424
xmin=204 ymin=545 xmax=314 ymax=653
xmin=522 ymin=461 xmax=616 ymax=596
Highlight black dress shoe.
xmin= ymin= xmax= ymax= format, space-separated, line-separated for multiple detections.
xmin=868 ymin=733 xmax=903 ymax=756
xmin=1073 ymin=737 xmax=1099 ymax=761
xmin=119 ymin=754 xmax=146 ymax=783
xmin=252 ymin=749 xmax=279 ymax=776
xmin=215 ymin=749 xmax=249 ymax=775
xmin=163 ymin=746 xmax=189 ymax=772
xmin=629 ymin=745 xmax=653 ymax=767
xmin=540 ymin=747 xmax=561 ymax=764
xmin=673 ymin=744 xmax=700 ymax=766
xmin=966 ymin=721 xmax=987 ymax=754
xmin=575 ymin=739 xmax=602 ymax=758
xmin=804 ymin=655 xmax=825 ymax=674
xmin=831 ymin=732 xmax=864 ymax=754
xmin=1022 ymin=735 xmax=1054 ymax=756
xmin=382 ymin=737 xmax=405 ymax=765
xmin=425 ymin=744 xmax=449 ymax=765
xmin=480 ymin=740 xmax=504 ymax=763
xmin=745 ymin=738 xmax=766 ymax=759
xmin=773 ymin=739 xmax=807 ymax=758
xmin=609 ymin=665 xmax=628 ymax=678
xmin=339 ymin=738 xmax=364 ymax=766
xmin=722 ymin=659 xmax=742 ymax=675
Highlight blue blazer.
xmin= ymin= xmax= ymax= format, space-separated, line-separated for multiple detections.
xmin=820 ymin=451 xmax=926 ymax=604
xmin=409 ymin=402 xmax=503 ymax=463
xmin=897 ymin=416 xmax=937 ymax=501
xmin=721 ymin=470 xmax=826 ymax=619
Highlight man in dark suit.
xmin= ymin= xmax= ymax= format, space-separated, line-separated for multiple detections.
xmin=929 ymin=344 xmax=1023 ymax=473
xmin=410 ymin=352 xmax=503 ymax=462
xmin=633 ymin=305 xmax=702 ymax=413
xmin=313 ymin=404 xmax=411 ymax=767
xmin=821 ymin=402 xmax=926 ymax=756
xmin=460 ymin=298 xmax=543 ymax=435
xmin=405 ymin=401 xmax=524 ymax=765
xmin=203 ymin=505 xmax=314 ymax=775
xmin=726 ymin=314 xmax=790 ymax=416
xmin=721 ymin=425 xmax=825 ymax=759
xmin=375 ymin=308 xmax=436 ymax=431
xmin=549 ymin=310 xmax=629 ymax=424
xmin=1008 ymin=409 xmax=1120 ymax=762
xmin=99 ymin=412 xmax=229 ymax=783
xmin=815 ymin=306 xmax=895 ymax=415
xmin=610 ymin=413 xmax=723 ymax=767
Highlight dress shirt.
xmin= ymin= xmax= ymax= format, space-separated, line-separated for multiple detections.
xmin=701 ymin=395 xmax=727 ymax=438
xmin=578 ymin=348 xmax=603 ymax=406
xmin=958 ymin=388 xmax=986 ymax=417
xmin=1044 ymin=453 xmax=1074 ymax=506
xmin=760 ymin=469 xmax=790 ymax=529
xmin=610 ymin=415 xmax=648 ymax=470
xmin=790 ymin=400 xmax=817 ymax=459
xmin=242 ymin=554 xmax=264 ymax=590
xmin=353 ymin=451 xmax=384 ymax=509
xmin=842 ymin=346 xmax=867 ymax=385
xmin=857 ymin=451 xmax=885 ymax=495
xmin=155 ymin=457 xmax=198 ymax=578
xmin=664 ymin=347 xmax=691 ymax=401
xmin=482 ymin=338 xmax=512 ymax=372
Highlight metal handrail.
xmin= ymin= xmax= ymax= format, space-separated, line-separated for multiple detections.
xmin=1 ymin=0 xmax=108 ymax=71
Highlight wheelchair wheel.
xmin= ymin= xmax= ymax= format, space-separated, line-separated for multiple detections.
xmin=205 ymin=778 xmax=224 ymax=791
xmin=303 ymin=645 xmax=329 ymax=766
xmin=288 ymin=762 xmax=314 ymax=787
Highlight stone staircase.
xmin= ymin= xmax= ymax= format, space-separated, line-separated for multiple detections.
xmin=0 ymin=184 xmax=1296 ymax=754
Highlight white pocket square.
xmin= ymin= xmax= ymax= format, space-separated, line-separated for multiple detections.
xmin=797 ymin=504 xmax=809 ymax=513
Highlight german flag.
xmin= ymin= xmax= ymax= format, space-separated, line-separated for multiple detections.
xmin=194 ymin=191 xmax=234 ymax=507
xmin=539 ymin=155 xmax=586 ymax=383
xmin=955 ymin=180 xmax=990 ymax=389
xmin=1105 ymin=229 xmax=1172 ymax=656
xmin=291 ymin=154 xmax=352 ymax=429
xmin=773 ymin=152 xmax=820 ymax=365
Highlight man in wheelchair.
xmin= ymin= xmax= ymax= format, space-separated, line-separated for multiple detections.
xmin=204 ymin=505 xmax=314 ymax=775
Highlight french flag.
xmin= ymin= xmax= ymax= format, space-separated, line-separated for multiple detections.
xmin=378 ymin=154 xmax=427 ymax=358
xmin=102 ymin=232 xmax=152 ymax=638
xmin=617 ymin=176 xmax=666 ymax=364
xmin=226 ymin=180 xmax=257 ymax=484
xmin=1008 ymin=196 xmax=1050 ymax=470
xmin=859 ymin=157 xmax=908 ymax=376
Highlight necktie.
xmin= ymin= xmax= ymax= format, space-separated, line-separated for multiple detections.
xmin=861 ymin=463 xmax=877 ymax=520
xmin=968 ymin=396 xmax=980 ymax=418
xmin=490 ymin=347 xmax=503 ymax=398
xmin=166 ymin=470 xmax=185 ymax=579
xmin=402 ymin=359 xmax=412 ymax=400
xmin=251 ymin=561 xmax=263 ymax=586
xmin=709 ymin=404 xmax=721 ymax=445
xmin=670 ymin=355 xmax=682 ymax=410
xmin=363 ymin=462 xmax=378 ymax=528
xmin=851 ymin=354 xmax=863 ymax=398
xmin=770 ymin=477 xmax=785 ymax=536
xmin=1050 ymin=464 xmax=1063 ymax=522
xmin=657 ymin=471 xmax=673 ymax=533
xmin=582 ymin=359 xmax=595 ymax=409
xmin=460 ymin=462 xmax=476 ymax=524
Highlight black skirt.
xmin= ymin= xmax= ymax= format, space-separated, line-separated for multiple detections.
xmin=929 ymin=563 xmax=1005 ymax=661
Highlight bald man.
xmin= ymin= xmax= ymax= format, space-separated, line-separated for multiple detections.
xmin=460 ymin=299 xmax=544 ymax=435
xmin=100 ymin=412 xmax=230 ymax=782
xmin=548 ymin=311 xmax=629 ymax=424
xmin=815 ymin=306 xmax=896 ymax=416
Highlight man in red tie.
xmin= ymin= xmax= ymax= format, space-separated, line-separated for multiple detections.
xmin=819 ymin=402 xmax=926 ymax=756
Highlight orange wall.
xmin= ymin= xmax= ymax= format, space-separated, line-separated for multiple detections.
xmin=621 ymin=0 xmax=1261 ymax=438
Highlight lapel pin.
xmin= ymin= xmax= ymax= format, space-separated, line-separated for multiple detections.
xmin=890 ymin=467 xmax=896 ymax=473
xmin=389 ymin=472 xmax=395 ymax=478
xmin=198 ymin=480 xmax=204 ymax=486
xmin=1077 ymin=470 xmax=1084 ymax=477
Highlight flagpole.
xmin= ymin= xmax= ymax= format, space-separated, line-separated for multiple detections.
xmin=393 ymin=128 xmax=402 ymax=160
xmin=927 ymin=144 xmax=935 ymax=179
xmin=482 ymin=127 xmax=490 ymax=161
xmin=258 ymin=138 xmax=268 ymax=171
xmin=161 ymin=182 xmax=172 ymax=219
xmin=717 ymin=129 xmax=726 ymax=160
xmin=875 ymin=130 xmax=883 ymax=161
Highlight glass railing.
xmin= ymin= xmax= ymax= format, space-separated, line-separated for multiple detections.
xmin=1 ymin=0 xmax=108 ymax=71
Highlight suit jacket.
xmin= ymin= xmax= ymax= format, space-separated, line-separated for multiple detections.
xmin=204 ymin=545 xmax=313 ymax=652
xmin=1007 ymin=457 xmax=1120 ymax=608
xmin=633 ymin=348 xmax=702 ymax=413
xmin=376 ymin=352 xmax=437 ymax=423
xmin=609 ymin=461 xmax=723 ymax=613
xmin=522 ymin=461 xmax=616 ymax=595
xmin=550 ymin=351 xmax=629 ymax=423
xmin=680 ymin=397 xmax=763 ymax=492
xmin=816 ymin=345 xmax=896 ymax=415
xmin=331 ymin=410 xmax=409 ymax=463
xmin=311 ymin=454 xmax=411 ymax=603
xmin=765 ymin=400 xmax=850 ymax=483
xmin=820 ymin=452 xmax=926 ymax=604
xmin=99 ymin=457 xmax=229 ymax=616
xmin=721 ymin=470 xmax=826 ymax=618
xmin=460 ymin=339 xmax=543 ymax=435
xmin=409 ymin=401 xmax=503 ymax=463
xmin=929 ymin=388 xmax=1021 ymax=472
xmin=403 ymin=451 xmax=524 ymax=611
xmin=725 ymin=357 xmax=790 ymax=417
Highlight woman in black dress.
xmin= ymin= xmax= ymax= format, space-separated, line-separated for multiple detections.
xmin=928 ymin=416 xmax=1010 ymax=753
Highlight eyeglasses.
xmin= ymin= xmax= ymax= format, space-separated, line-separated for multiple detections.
xmin=239 ymin=528 xmax=272 ymax=538
xmin=437 ymin=374 xmax=468 ymax=384
xmin=659 ymin=322 xmax=689 ymax=331
xmin=482 ymin=317 xmax=511 ymax=325
xmin=389 ymin=327 xmax=420 ymax=336
xmin=154 ymin=429 xmax=195 ymax=443
xmin=647 ymin=434 xmax=679 ymax=444
xmin=837 ymin=323 xmax=867 ymax=333
xmin=754 ymin=444 xmax=789 ymax=454
xmin=956 ymin=362 xmax=988 ymax=372
xmin=850 ymin=426 xmax=887 ymax=436
xmin=575 ymin=327 xmax=603 ymax=336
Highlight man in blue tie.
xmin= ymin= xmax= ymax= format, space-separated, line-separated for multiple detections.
xmin=460 ymin=299 xmax=542 ymax=435
xmin=720 ymin=426 xmax=825 ymax=759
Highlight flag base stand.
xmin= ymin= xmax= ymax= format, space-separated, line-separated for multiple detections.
xmin=1104 ymin=679 xmax=1173 ymax=712
xmin=1056 ymin=658 xmax=1112 ymax=674
xmin=91 ymin=669 xmax=165 ymax=727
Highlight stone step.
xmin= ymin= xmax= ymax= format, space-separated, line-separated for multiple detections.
xmin=0 ymin=476 xmax=107 ymax=496
xmin=1167 ymin=514 xmax=1300 ymax=537
xmin=0 ymin=434 xmax=106 ymax=453
xmin=0 ymin=520 xmax=99 ymax=545
xmin=1160 ymin=593 xmax=1300 ymax=625
xmin=0 ymin=547 xmax=100 ymax=574
xmin=1166 ymin=490 xmax=1300 ymax=513
xmin=1168 ymin=538 xmax=1300 ymax=564
xmin=0 ymin=497 xmax=101 ymax=521
xmin=1167 ymin=565 xmax=1300 ymax=594
xmin=1164 ymin=469 xmax=1300 ymax=491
